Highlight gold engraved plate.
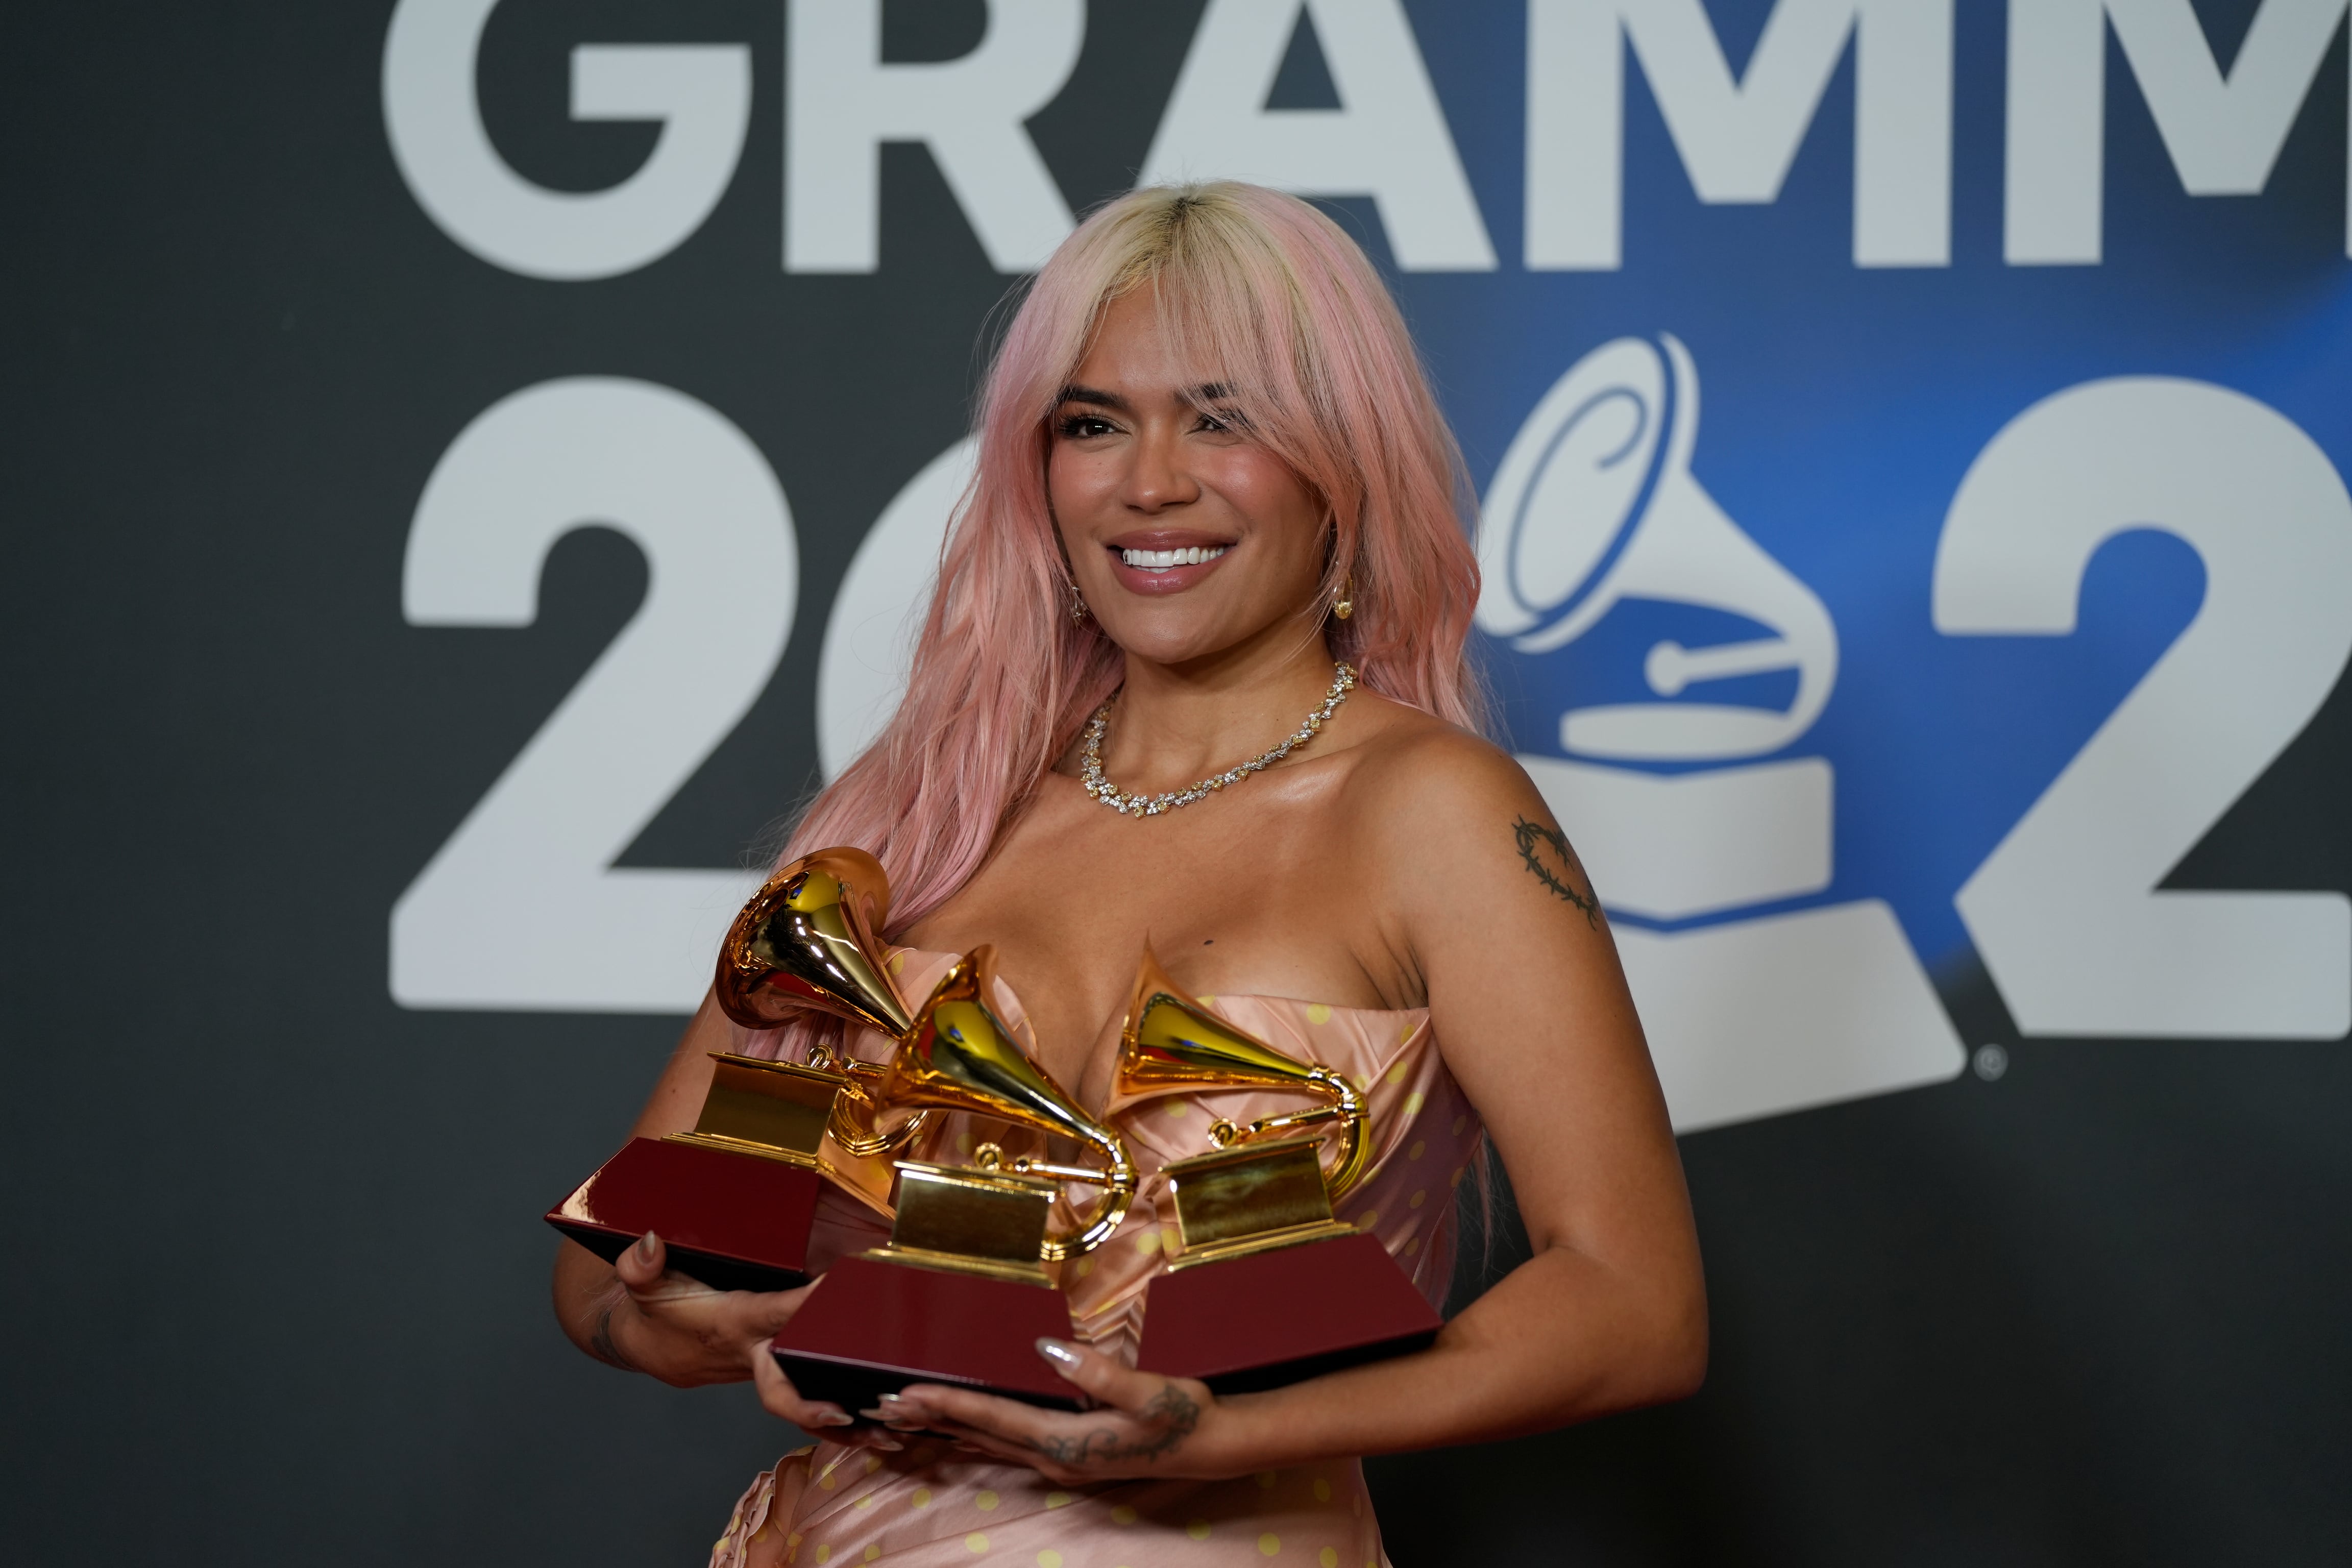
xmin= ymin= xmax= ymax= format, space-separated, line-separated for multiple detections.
xmin=869 ymin=1161 xmax=1060 ymax=1286
xmin=1161 ymin=1135 xmax=1356 ymax=1271
xmin=665 ymin=1054 xmax=843 ymax=1167
xmin=1113 ymin=948 xmax=1371 ymax=1200
xmin=869 ymin=946 xmax=1137 ymax=1262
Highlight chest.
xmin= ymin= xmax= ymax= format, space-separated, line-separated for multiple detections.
xmin=899 ymin=770 xmax=1399 ymax=1097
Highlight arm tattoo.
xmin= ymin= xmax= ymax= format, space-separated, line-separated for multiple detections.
xmin=1025 ymin=1384 xmax=1200 ymax=1466
xmin=1513 ymin=817 xmax=1601 ymax=927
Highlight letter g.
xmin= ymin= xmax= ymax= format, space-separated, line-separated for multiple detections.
xmin=382 ymin=0 xmax=750 ymax=280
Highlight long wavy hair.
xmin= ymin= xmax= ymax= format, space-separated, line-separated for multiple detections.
xmin=771 ymin=182 xmax=1484 ymax=999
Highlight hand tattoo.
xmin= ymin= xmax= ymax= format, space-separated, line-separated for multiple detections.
xmin=1514 ymin=816 xmax=1601 ymax=927
xmin=588 ymin=1292 xmax=636 ymax=1372
xmin=1025 ymin=1384 xmax=1200 ymax=1466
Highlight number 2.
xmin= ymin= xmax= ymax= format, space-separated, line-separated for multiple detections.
xmin=1936 ymin=377 xmax=2352 ymax=1039
xmin=391 ymin=377 xmax=796 ymax=1012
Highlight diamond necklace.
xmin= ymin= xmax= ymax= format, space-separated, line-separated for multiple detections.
xmin=1080 ymin=662 xmax=1357 ymax=817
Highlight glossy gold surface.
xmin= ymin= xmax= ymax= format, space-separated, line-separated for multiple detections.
xmin=1164 ymin=1218 xmax=1359 ymax=1271
xmin=868 ymin=1160 xmax=1059 ymax=1285
xmin=877 ymin=947 xmax=1137 ymax=1261
xmin=713 ymin=847 xmax=930 ymax=1162
xmin=1113 ymin=948 xmax=1371 ymax=1199
xmin=715 ymin=848 xmax=912 ymax=1035
xmin=1159 ymin=1135 xmax=1356 ymax=1270
xmin=659 ymin=1052 xmax=840 ymax=1170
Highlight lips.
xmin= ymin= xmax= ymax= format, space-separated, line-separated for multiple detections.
xmin=1102 ymin=530 xmax=1236 ymax=596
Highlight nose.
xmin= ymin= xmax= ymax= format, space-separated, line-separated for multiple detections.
xmin=1119 ymin=421 xmax=1199 ymax=513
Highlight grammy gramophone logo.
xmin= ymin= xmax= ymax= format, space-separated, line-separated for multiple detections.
xmin=1479 ymin=334 xmax=1965 ymax=1132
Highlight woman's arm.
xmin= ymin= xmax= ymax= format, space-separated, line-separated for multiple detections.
xmin=548 ymin=993 xmax=883 ymax=1438
xmin=886 ymin=732 xmax=1705 ymax=1479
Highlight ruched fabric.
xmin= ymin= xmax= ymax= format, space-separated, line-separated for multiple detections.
xmin=712 ymin=949 xmax=1483 ymax=1567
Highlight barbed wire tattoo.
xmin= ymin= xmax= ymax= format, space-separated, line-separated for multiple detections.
xmin=1514 ymin=816 xmax=1601 ymax=927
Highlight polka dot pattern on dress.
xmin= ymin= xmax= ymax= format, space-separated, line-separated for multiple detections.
xmin=975 ymin=1490 xmax=1000 ymax=1511
xmin=701 ymin=986 xmax=1483 ymax=1568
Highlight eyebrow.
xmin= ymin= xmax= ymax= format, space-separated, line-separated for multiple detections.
xmin=1055 ymin=381 xmax=1239 ymax=411
xmin=1056 ymin=383 xmax=1130 ymax=412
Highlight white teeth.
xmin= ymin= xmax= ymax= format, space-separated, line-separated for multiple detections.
xmin=1119 ymin=545 xmax=1227 ymax=569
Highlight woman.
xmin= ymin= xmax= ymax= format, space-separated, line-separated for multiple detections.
xmin=553 ymin=183 xmax=1705 ymax=1565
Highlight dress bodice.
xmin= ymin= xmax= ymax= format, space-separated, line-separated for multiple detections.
xmin=712 ymin=947 xmax=1483 ymax=1568
xmin=740 ymin=945 xmax=1485 ymax=1360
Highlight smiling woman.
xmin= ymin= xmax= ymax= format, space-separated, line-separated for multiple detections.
xmin=547 ymin=183 xmax=1705 ymax=1567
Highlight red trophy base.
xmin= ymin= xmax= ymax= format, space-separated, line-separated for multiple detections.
xmin=1136 ymin=1231 xmax=1442 ymax=1393
xmin=770 ymin=1255 xmax=1083 ymax=1420
xmin=546 ymin=1137 xmax=821 ymax=1295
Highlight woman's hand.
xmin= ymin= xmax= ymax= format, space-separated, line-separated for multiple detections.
xmin=869 ymin=1339 xmax=1236 ymax=1483
xmin=601 ymin=1233 xmax=899 ymax=1449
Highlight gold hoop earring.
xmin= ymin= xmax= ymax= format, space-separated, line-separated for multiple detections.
xmin=1332 ymin=573 xmax=1355 ymax=622
xmin=1068 ymin=581 xmax=1090 ymax=624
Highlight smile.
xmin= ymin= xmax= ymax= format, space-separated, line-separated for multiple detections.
xmin=1118 ymin=545 xmax=1228 ymax=569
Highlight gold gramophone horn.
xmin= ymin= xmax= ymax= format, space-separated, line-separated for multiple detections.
xmin=1114 ymin=947 xmax=1370 ymax=1200
xmin=880 ymin=947 xmax=1136 ymax=1262
xmin=714 ymin=848 xmax=927 ymax=1160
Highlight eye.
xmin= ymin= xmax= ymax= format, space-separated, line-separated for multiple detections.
xmin=1056 ymin=412 xmax=1118 ymax=439
xmin=1196 ymin=407 xmax=1246 ymax=434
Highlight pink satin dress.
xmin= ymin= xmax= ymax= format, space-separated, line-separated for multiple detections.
xmin=708 ymin=949 xmax=1484 ymax=1568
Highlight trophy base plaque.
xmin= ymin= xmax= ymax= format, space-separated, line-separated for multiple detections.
xmin=1131 ymin=1136 xmax=1441 ymax=1393
xmin=546 ymin=1053 xmax=847 ymax=1294
xmin=769 ymin=1158 xmax=1088 ymax=1420
xmin=546 ymin=1136 xmax=821 ymax=1295
xmin=769 ymin=1254 xmax=1082 ymax=1417
xmin=1136 ymin=1228 xmax=1442 ymax=1392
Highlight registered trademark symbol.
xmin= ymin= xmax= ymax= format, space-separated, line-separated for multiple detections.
xmin=1973 ymin=1044 xmax=2010 ymax=1082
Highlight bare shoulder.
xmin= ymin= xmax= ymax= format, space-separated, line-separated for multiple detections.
xmin=1333 ymin=692 xmax=1548 ymax=834
xmin=1330 ymin=694 xmax=1603 ymax=930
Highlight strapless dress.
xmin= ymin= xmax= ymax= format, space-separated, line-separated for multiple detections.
xmin=707 ymin=948 xmax=1485 ymax=1568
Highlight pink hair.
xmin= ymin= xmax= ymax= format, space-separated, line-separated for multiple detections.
xmin=756 ymin=184 xmax=1484 ymax=1052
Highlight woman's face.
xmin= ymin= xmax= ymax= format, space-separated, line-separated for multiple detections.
xmin=1047 ymin=288 xmax=1328 ymax=670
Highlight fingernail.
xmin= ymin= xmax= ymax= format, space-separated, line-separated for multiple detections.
xmin=874 ymin=1438 xmax=905 ymax=1452
xmin=876 ymin=1392 xmax=904 ymax=1407
xmin=816 ymin=1408 xmax=854 ymax=1427
xmin=633 ymin=1232 xmax=658 ymax=1260
xmin=1036 ymin=1337 xmax=1081 ymax=1368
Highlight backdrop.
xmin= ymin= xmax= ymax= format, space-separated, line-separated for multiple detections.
xmin=6 ymin=1 xmax=2349 ymax=1562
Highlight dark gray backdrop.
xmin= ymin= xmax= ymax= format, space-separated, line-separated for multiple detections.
xmin=5 ymin=3 xmax=2348 ymax=1564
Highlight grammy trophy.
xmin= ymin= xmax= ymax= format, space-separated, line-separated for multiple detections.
xmin=543 ymin=849 xmax=914 ymax=1292
xmin=1116 ymin=950 xmax=1442 ymax=1392
xmin=769 ymin=945 xmax=1137 ymax=1416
